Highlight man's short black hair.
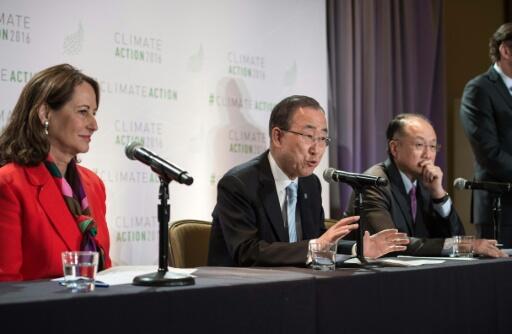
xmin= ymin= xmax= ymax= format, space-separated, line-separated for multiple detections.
xmin=385 ymin=113 xmax=432 ymax=157
xmin=268 ymin=95 xmax=323 ymax=137
xmin=386 ymin=113 xmax=431 ymax=141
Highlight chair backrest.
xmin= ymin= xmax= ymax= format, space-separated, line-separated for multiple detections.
xmin=324 ymin=218 xmax=338 ymax=230
xmin=168 ymin=219 xmax=212 ymax=268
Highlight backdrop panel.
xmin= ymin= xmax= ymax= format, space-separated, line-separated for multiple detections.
xmin=0 ymin=0 xmax=328 ymax=265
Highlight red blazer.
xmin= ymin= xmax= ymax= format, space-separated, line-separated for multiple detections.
xmin=0 ymin=162 xmax=111 ymax=281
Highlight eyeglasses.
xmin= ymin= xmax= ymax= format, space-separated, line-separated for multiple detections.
xmin=393 ymin=139 xmax=441 ymax=153
xmin=281 ymin=129 xmax=331 ymax=147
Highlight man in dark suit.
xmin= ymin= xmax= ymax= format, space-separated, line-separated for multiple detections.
xmin=460 ymin=23 xmax=512 ymax=247
xmin=351 ymin=114 xmax=505 ymax=257
xmin=208 ymin=95 xmax=409 ymax=267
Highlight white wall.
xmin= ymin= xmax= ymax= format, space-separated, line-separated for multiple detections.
xmin=0 ymin=0 xmax=329 ymax=265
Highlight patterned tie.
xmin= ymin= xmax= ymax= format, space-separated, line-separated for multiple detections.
xmin=409 ymin=186 xmax=417 ymax=222
xmin=286 ymin=182 xmax=298 ymax=242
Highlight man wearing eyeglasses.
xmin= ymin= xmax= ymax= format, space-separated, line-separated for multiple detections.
xmin=208 ymin=95 xmax=409 ymax=266
xmin=348 ymin=114 xmax=506 ymax=257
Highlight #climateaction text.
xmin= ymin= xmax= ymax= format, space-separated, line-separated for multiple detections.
xmin=100 ymin=80 xmax=177 ymax=100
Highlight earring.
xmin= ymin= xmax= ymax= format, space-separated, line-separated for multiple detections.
xmin=43 ymin=120 xmax=49 ymax=135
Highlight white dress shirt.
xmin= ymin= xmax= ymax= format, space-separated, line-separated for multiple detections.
xmin=398 ymin=170 xmax=452 ymax=218
xmin=398 ymin=170 xmax=454 ymax=254
xmin=494 ymin=63 xmax=512 ymax=95
xmin=268 ymin=151 xmax=297 ymax=216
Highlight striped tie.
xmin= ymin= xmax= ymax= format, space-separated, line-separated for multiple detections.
xmin=286 ymin=182 xmax=298 ymax=242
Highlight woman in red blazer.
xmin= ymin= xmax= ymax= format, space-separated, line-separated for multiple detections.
xmin=0 ymin=64 xmax=111 ymax=281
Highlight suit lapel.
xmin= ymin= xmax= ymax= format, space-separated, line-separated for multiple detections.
xmin=25 ymin=164 xmax=79 ymax=250
xmin=487 ymin=66 xmax=512 ymax=110
xmin=384 ymin=160 xmax=414 ymax=235
xmin=413 ymin=185 xmax=431 ymax=237
xmin=257 ymin=152 xmax=289 ymax=242
xmin=298 ymin=179 xmax=314 ymax=240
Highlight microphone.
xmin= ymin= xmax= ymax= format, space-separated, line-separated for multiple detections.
xmin=125 ymin=142 xmax=193 ymax=185
xmin=453 ymin=178 xmax=511 ymax=193
xmin=323 ymin=168 xmax=388 ymax=187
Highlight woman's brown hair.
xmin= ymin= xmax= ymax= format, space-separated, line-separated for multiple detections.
xmin=0 ymin=64 xmax=100 ymax=166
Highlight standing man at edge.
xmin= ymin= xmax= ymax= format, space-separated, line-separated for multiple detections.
xmin=460 ymin=23 xmax=512 ymax=247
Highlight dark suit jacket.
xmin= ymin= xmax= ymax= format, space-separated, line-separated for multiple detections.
xmin=460 ymin=66 xmax=512 ymax=228
xmin=0 ymin=162 xmax=112 ymax=281
xmin=347 ymin=159 xmax=464 ymax=256
xmin=208 ymin=151 xmax=349 ymax=267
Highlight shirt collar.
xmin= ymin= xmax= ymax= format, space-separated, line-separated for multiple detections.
xmin=494 ymin=63 xmax=512 ymax=92
xmin=268 ymin=151 xmax=297 ymax=190
xmin=398 ymin=169 xmax=417 ymax=194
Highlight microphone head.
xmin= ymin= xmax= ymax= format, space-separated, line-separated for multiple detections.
xmin=323 ymin=168 xmax=335 ymax=183
xmin=182 ymin=174 xmax=194 ymax=185
xmin=453 ymin=178 xmax=467 ymax=190
xmin=125 ymin=141 xmax=143 ymax=160
xmin=376 ymin=177 xmax=388 ymax=187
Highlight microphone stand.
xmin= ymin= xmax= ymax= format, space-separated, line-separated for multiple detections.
xmin=133 ymin=177 xmax=195 ymax=286
xmin=492 ymin=194 xmax=502 ymax=245
xmin=336 ymin=183 xmax=382 ymax=269
xmin=337 ymin=185 xmax=387 ymax=269
xmin=354 ymin=189 xmax=367 ymax=264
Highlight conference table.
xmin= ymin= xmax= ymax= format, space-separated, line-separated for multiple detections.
xmin=1 ymin=258 xmax=511 ymax=334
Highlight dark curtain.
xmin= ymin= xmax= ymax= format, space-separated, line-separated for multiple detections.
xmin=326 ymin=0 xmax=446 ymax=217
xmin=507 ymin=0 xmax=512 ymax=21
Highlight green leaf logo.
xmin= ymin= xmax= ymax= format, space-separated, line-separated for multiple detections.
xmin=63 ymin=22 xmax=84 ymax=55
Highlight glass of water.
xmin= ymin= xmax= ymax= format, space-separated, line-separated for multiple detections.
xmin=61 ymin=251 xmax=99 ymax=292
xmin=309 ymin=241 xmax=336 ymax=271
xmin=451 ymin=236 xmax=475 ymax=258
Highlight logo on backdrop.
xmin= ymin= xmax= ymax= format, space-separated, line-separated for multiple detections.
xmin=113 ymin=32 xmax=163 ymax=64
xmin=100 ymin=79 xmax=178 ymax=101
xmin=114 ymin=119 xmax=164 ymax=149
xmin=0 ymin=108 xmax=11 ymax=129
xmin=188 ymin=44 xmax=203 ymax=72
xmin=283 ymin=60 xmax=297 ymax=86
xmin=63 ymin=22 xmax=84 ymax=55
xmin=0 ymin=67 xmax=33 ymax=84
xmin=227 ymin=51 xmax=265 ymax=80
xmin=113 ymin=215 xmax=158 ymax=243
xmin=0 ymin=12 xmax=31 ymax=44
